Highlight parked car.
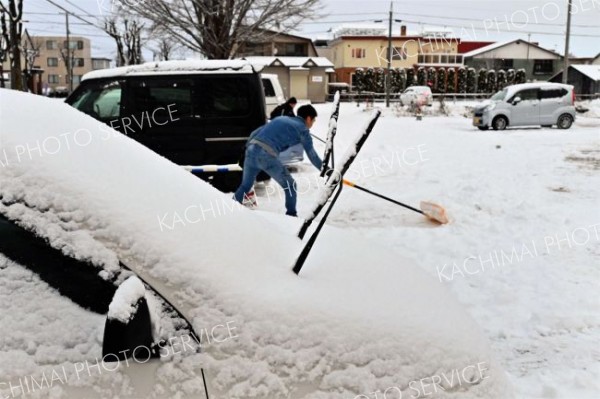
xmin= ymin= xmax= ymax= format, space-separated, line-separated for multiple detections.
xmin=65 ymin=60 xmax=268 ymax=191
xmin=260 ymin=74 xmax=304 ymax=166
xmin=261 ymin=73 xmax=285 ymax=117
xmin=473 ymin=82 xmax=576 ymax=131
xmin=0 ymin=89 xmax=512 ymax=399
xmin=400 ymin=85 xmax=433 ymax=106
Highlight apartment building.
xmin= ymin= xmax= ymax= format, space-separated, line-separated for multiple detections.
xmin=41 ymin=36 xmax=93 ymax=92
xmin=1 ymin=35 xmax=96 ymax=93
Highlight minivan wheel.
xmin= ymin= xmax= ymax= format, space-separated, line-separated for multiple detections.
xmin=557 ymin=114 xmax=573 ymax=129
xmin=492 ymin=116 xmax=508 ymax=131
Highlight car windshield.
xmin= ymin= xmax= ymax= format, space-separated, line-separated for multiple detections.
xmin=490 ymin=89 xmax=507 ymax=101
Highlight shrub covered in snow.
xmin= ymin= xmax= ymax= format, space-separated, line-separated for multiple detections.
xmin=447 ymin=67 xmax=456 ymax=93
xmin=477 ymin=68 xmax=487 ymax=93
xmin=467 ymin=68 xmax=477 ymax=93
xmin=515 ymin=68 xmax=526 ymax=84
xmin=458 ymin=67 xmax=467 ymax=93
xmin=486 ymin=69 xmax=497 ymax=93
xmin=436 ymin=68 xmax=447 ymax=93
xmin=506 ymin=68 xmax=516 ymax=86
xmin=417 ymin=66 xmax=426 ymax=86
xmin=405 ymin=67 xmax=415 ymax=88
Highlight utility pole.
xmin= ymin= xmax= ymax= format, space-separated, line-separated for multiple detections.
xmin=65 ymin=11 xmax=74 ymax=93
xmin=563 ymin=0 xmax=572 ymax=84
xmin=385 ymin=1 xmax=393 ymax=108
xmin=526 ymin=33 xmax=531 ymax=61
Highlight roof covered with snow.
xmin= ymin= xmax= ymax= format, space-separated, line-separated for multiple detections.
xmin=82 ymin=60 xmax=260 ymax=81
xmin=571 ymin=64 xmax=600 ymax=81
xmin=242 ymin=56 xmax=334 ymax=68
xmin=462 ymin=39 xmax=561 ymax=58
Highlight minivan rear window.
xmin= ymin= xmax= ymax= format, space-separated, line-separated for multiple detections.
xmin=540 ymin=88 xmax=567 ymax=99
xmin=262 ymin=78 xmax=276 ymax=97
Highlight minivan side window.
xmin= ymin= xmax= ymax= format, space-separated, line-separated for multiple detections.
xmin=69 ymin=80 xmax=123 ymax=121
xmin=129 ymin=79 xmax=193 ymax=123
xmin=540 ymin=88 xmax=567 ymax=99
xmin=511 ymin=88 xmax=538 ymax=102
xmin=198 ymin=76 xmax=251 ymax=118
xmin=262 ymin=78 xmax=276 ymax=97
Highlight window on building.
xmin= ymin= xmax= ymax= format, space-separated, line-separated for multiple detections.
xmin=533 ymin=60 xmax=553 ymax=74
xmin=47 ymin=57 xmax=59 ymax=67
xmin=72 ymin=75 xmax=82 ymax=85
xmin=46 ymin=40 xmax=56 ymax=50
xmin=286 ymin=43 xmax=306 ymax=56
xmin=72 ymin=58 xmax=85 ymax=67
xmin=391 ymin=47 xmax=407 ymax=60
xmin=501 ymin=59 xmax=514 ymax=69
xmin=77 ymin=40 xmax=84 ymax=50
xmin=48 ymin=74 xmax=60 ymax=84
xmin=64 ymin=40 xmax=80 ymax=50
xmin=351 ymin=48 xmax=366 ymax=59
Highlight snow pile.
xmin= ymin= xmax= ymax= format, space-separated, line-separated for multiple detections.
xmin=0 ymin=89 xmax=511 ymax=398
xmin=107 ymin=276 xmax=146 ymax=323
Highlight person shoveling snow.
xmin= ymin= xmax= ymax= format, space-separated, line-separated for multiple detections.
xmin=234 ymin=105 xmax=325 ymax=217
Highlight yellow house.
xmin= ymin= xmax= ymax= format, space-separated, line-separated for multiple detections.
xmin=328 ymin=27 xmax=461 ymax=86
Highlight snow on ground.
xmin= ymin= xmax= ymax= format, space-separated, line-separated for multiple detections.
xmin=253 ymin=100 xmax=600 ymax=398
xmin=0 ymin=90 xmax=511 ymax=398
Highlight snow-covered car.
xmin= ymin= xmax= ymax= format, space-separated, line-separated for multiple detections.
xmin=400 ymin=85 xmax=433 ymax=107
xmin=472 ymin=82 xmax=576 ymax=131
xmin=0 ymin=89 xmax=512 ymax=399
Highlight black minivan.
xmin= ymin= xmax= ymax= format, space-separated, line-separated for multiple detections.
xmin=66 ymin=60 xmax=267 ymax=191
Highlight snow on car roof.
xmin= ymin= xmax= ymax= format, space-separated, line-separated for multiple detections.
xmin=501 ymin=82 xmax=573 ymax=98
xmin=0 ymin=89 xmax=510 ymax=398
xmin=82 ymin=59 xmax=260 ymax=81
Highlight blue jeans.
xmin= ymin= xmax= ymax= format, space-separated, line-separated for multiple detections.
xmin=234 ymin=144 xmax=297 ymax=216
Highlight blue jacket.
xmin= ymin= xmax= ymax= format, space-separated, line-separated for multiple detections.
xmin=248 ymin=116 xmax=322 ymax=169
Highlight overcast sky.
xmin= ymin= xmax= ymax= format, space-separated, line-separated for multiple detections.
xmin=22 ymin=0 xmax=600 ymax=61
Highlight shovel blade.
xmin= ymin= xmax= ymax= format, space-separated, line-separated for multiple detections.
xmin=420 ymin=201 xmax=449 ymax=224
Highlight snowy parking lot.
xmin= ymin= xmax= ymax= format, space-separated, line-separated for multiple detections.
xmin=254 ymin=100 xmax=600 ymax=399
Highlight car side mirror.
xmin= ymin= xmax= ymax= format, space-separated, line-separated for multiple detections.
xmin=512 ymin=97 xmax=522 ymax=105
xmin=102 ymin=276 xmax=157 ymax=361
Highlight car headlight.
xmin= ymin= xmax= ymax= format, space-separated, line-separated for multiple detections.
xmin=484 ymin=103 xmax=496 ymax=111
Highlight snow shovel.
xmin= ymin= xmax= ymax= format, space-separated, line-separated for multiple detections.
xmin=342 ymin=179 xmax=449 ymax=224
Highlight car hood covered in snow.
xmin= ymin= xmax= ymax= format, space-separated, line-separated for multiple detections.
xmin=0 ymin=90 xmax=512 ymax=398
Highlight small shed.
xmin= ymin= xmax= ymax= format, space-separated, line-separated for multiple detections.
xmin=549 ymin=65 xmax=600 ymax=95
xmin=242 ymin=56 xmax=334 ymax=103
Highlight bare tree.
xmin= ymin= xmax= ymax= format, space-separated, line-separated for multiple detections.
xmin=58 ymin=40 xmax=75 ymax=89
xmin=0 ymin=11 xmax=9 ymax=88
xmin=152 ymin=36 xmax=180 ymax=61
xmin=121 ymin=0 xmax=320 ymax=59
xmin=22 ymin=31 xmax=42 ymax=91
xmin=0 ymin=0 xmax=24 ymax=90
xmin=104 ymin=16 xmax=144 ymax=66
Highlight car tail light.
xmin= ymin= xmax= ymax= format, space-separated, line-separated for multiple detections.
xmin=572 ymin=90 xmax=576 ymax=105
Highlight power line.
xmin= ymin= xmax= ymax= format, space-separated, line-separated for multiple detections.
xmin=42 ymin=0 xmax=100 ymax=28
